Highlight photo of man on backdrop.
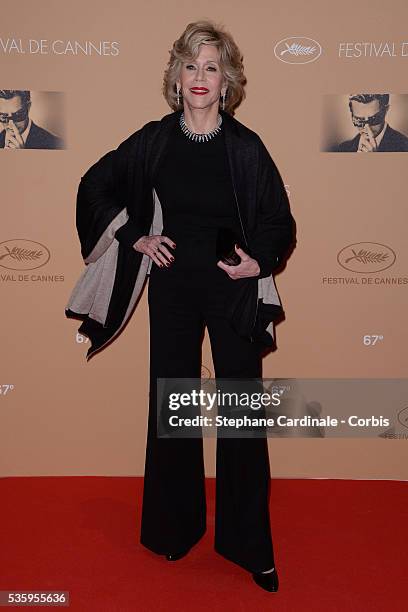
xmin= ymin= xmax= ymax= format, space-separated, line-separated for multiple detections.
xmin=0 ymin=89 xmax=64 ymax=149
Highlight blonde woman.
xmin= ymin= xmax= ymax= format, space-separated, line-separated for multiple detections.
xmin=66 ymin=20 xmax=294 ymax=592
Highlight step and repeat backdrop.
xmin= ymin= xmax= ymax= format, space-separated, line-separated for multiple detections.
xmin=1 ymin=0 xmax=407 ymax=479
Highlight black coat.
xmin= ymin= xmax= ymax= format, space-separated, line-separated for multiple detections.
xmin=65 ymin=108 xmax=295 ymax=359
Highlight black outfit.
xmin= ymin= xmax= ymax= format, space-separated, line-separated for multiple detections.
xmin=139 ymin=123 xmax=276 ymax=573
xmin=66 ymin=109 xmax=295 ymax=360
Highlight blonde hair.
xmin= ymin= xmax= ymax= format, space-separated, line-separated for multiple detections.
xmin=162 ymin=20 xmax=247 ymax=116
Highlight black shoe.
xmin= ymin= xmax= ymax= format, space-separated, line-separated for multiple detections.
xmin=165 ymin=547 xmax=191 ymax=561
xmin=252 ymin=567 xmax=279 ymax=592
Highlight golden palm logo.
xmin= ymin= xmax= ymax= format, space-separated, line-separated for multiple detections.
xmin=274 ymin=37 xmax=322 ymax=64
xmin=337 ymin=242 xmax=396 ymax=273
xmin=344 ymin=248 xmax=389 ymax=266
xmin=0 ymin=239 xmax=50 ymax=270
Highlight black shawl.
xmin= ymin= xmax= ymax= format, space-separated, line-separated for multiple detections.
xmin=66 ymin=108 xmax=295 ymax=359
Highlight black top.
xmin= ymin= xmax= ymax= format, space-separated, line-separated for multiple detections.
xmin=153 ymin=120 xmax=244 ymax=271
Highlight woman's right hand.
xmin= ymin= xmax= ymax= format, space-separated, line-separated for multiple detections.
xmin=133 ymin=234 xmax=176 ymax=268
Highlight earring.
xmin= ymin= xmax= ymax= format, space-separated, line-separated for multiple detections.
xmin=176 ymin=87 xmax=180 ymax=106
xmin=222 ymin=90 xmax=226 ymax=111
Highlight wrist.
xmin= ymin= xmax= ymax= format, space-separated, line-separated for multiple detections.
xmin=114 ymin=219 xmax=144 ymax=249
xmin=133 ymin=235 xmax=147 ymax=251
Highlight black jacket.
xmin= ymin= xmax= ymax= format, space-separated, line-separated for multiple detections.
xmin=65 ymin=108 xmax=295 ymax=359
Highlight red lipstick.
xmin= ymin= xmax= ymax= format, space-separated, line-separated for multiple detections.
xmin=190 ymin=87 xmax=209 ymax=95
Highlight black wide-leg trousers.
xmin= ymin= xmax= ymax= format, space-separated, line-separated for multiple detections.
xmin=140 ymin=260 xmax=276 ymax=574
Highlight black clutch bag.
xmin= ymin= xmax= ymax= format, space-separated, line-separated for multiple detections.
xmin=216 ymin=227 xmax=242 ymax=266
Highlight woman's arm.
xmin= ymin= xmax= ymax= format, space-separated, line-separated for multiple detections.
xmin=251 ymin=136 xmax=295 ymax=278
xmin=75 ymin=129 xmax=147 ymax=262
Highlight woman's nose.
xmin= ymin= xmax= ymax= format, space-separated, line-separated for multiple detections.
xmin=195 ymin=69 xmax=206 ymax=81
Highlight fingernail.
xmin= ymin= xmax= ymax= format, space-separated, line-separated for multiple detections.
xmin=170 ymin=257 xmax=174 ymax=261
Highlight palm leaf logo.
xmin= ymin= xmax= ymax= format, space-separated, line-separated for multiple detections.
xmin=0 ymin=245 xmax=43 ymax=261
xmin=344 ymin=249 xmax=388 ymax=265
xmin=280 ymin=43 xmax=317 ymax=56
xmin=337 ymin=242 xmax=395 ymax=272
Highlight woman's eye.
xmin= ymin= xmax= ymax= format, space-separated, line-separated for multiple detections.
xmin=185 ymin=65 xmax=217 ymax=71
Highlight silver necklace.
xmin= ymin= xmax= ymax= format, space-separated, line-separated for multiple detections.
xmin=179 ymin=112 xmax=222 ymax=142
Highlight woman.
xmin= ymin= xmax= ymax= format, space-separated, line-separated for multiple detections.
xmin=66 ymin=20 xmax=294 ymax=592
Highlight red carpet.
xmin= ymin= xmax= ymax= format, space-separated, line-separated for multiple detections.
xmin=0 ymin=477 xmax=406 ymax=611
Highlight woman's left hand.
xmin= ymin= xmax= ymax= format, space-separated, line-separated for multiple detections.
xmin=217 ymin=244 xmax=260 ymax=279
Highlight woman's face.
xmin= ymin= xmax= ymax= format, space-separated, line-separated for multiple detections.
xmin=176 ymin=44 xmax=227 ymax=112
